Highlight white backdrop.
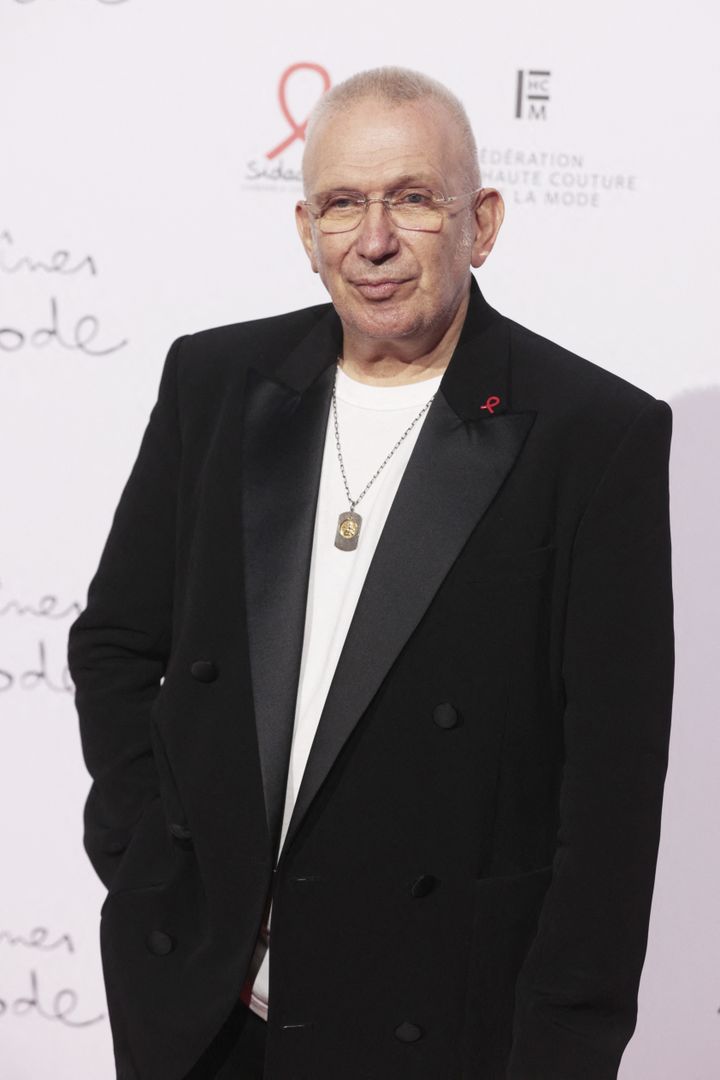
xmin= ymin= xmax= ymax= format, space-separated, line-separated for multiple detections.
xmin=2 ymin=2 xmax=719 ymax=1077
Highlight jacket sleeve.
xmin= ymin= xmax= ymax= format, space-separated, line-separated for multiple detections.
xmin=507 ymin=397 xmax=675 ymax=1080
xmin=67 ymin=336 xmax=186 ymax=890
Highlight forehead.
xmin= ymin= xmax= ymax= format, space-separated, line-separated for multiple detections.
xmin=304 ymin=98 xmax=466 ymax=195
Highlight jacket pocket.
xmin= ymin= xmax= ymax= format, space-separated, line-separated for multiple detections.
xmin=102 ymin=723 xmax=191 ymax=905
xmin=102 ymin=795 xmax=174 ymax=905
xmin=460 ymin=865 xmax=553 ymax=1076
xmin=150 ymin=718 xmax=192 ymax=845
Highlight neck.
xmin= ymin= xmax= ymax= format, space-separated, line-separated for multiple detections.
xmin=339 ymin=285 xmax=470 ymax=386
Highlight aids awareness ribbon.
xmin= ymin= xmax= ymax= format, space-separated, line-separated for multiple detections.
xmin=266 ymin=62 xmax=332 ymax=160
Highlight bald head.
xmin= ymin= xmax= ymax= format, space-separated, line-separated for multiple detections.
xmin=302 ymin=66 xmax=481 ymax=195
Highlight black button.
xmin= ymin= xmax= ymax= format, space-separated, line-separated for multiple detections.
xmin=169 ymin=822 xmax=192 ymax=841
xmin=433 ymin=702 xmax=461 ymax=729
xmin=395 ymin=1021 xmax=423 ymax=1043
xmin=410 ymin=874 xmax=438 ymax=898
xmin=104 ymin=827 xmax=129 ymax=855
xmin=190 ymin=660 xmax=218 ymax=683
xmin=146 ymin=930 xmax=175 ymax=956
xmin=105 ymin=839 xmax=127 ymax=855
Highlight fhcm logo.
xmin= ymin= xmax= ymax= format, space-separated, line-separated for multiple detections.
xmin=515 ymin=70 xmax=551 ymax=120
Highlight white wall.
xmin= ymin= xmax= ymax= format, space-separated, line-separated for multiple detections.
xmin=1 ymin=1 xmax=718 ymax=1076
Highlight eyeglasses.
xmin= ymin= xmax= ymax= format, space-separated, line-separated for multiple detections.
xmin=301 ymin=187 xmax=483 ymax=234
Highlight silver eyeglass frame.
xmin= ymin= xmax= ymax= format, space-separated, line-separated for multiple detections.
xmin=300 ymin=187 xmax=484 ymax=234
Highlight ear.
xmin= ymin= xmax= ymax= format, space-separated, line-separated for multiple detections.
xmin=295 ymin=201 xmax=320 ymax=273
xmin=470 ymin=189 xmax=505 ymax=269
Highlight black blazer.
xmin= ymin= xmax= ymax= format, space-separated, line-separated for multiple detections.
xmin=68 ymin=278 xmax=674 ymax=1080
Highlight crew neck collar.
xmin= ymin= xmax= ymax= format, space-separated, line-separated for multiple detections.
xmin=335 ymin=364 xmax=443 ymax=411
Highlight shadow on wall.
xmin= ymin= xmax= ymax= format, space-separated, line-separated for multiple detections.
xmin=665 ymin=384 xmax=720 ymax=813
xmin=667 ymin=384 xmax=720 ymax=717
xmin=662 ymin=383 xmax=720 ymax=916
xmin=619 ymin=384 xmax=720 ymax=1080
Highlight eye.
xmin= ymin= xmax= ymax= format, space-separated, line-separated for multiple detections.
xmin=393 ymin=189 xmax=436 ymax=207
xmin=322 ymin=194 xmax=363 ymax=213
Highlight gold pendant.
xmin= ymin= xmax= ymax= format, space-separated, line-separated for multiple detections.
xmin=335 ymin=510 xmax=362 ymax=551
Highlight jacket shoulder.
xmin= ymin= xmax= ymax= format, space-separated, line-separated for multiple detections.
xmin=174 ymin=301 xmax=333 ymax=386
xmin=502 ymin=317 xmax=671 ymax=506
xmin=507 ymin=318 xmax=657 ymax=417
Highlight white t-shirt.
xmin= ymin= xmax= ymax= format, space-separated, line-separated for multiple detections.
xmin=244 ymin=363 xmax=443 ymax=1020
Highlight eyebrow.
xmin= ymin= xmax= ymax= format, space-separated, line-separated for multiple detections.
xmin=311 ymin=174 xmax=440 ymax=202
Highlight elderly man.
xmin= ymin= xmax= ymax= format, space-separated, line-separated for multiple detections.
xmin=68 ymin=67 xmax=674 ymax=1080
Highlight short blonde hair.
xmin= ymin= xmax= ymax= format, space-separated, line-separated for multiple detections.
xmin=303 ymin=66 xmax=481 ymax=190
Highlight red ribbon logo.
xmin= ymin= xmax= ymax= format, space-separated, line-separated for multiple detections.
xmin=266 ymin=62 xmax=332 ymax=160
xmin=481 ymin=395 xmax=501 ymax=414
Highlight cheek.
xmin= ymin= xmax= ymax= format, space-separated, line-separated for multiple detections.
xmin=430 ymin=238 xmax=472 ymax=290
xmin=316 ymin=241 xmax=348 ymax=279
xmin=455 ymin=219 xmax=475 ymax=256
xmin=416 ymin=235 xmax=462 ymax=273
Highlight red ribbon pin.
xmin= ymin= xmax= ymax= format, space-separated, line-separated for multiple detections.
xmin=266 ymin=62 xmax=332 ymax=160
xmin=480 ymin=395 xmax=501 ymax=414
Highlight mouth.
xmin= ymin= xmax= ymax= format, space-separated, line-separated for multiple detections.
xmin=351 ymin=279 xmax=409 ymax=301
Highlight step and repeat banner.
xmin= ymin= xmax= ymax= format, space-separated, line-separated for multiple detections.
xmin=2 ymin=1 xmax=718 ymax=1077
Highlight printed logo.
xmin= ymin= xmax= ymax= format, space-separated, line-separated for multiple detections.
xmin=245 ymin=63 xmax=332 ymax=188
xmin=266 ymin=62 xmax=332 ymax=160
xmin=515 ymin=70 xmax=551 ymax=120
xmin=475 ymin=68 xmax=639 ymax=210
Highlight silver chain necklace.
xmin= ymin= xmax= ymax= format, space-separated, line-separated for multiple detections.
xmin=332 ymin=362 xmax=436 ymax=551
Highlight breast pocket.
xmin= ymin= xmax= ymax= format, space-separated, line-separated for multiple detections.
xmin=437 ymin=545 xmax=557 ymax=616
xmin=464 ymin=544 xmax=556 ymax=587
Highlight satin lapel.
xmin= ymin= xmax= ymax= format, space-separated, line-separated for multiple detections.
xmin=280 ymin=286 xmax=537 ymax=857
xmin=241 ymin=360 xmax=335 ymax=859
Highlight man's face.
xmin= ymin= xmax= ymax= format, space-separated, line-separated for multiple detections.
xmin=296 ymin=97 xmax=502 ymax=348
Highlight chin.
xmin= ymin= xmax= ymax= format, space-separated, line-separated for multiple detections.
xmin=339 ymin=298 xmax=426 ymax=341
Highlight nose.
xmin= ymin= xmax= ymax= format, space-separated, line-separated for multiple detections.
xmin=353 ymin=200 xmax=400 ymax=262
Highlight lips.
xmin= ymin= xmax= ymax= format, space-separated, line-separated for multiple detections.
xmin=352 ymin=279 xmax=407 ymax=300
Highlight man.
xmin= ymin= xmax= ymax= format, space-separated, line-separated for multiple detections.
xmin=68 ymin=67 xmax=674 ymax=1080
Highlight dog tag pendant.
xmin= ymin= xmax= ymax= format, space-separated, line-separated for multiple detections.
xmin=335 ymin=510 xmax=362 ymax=551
